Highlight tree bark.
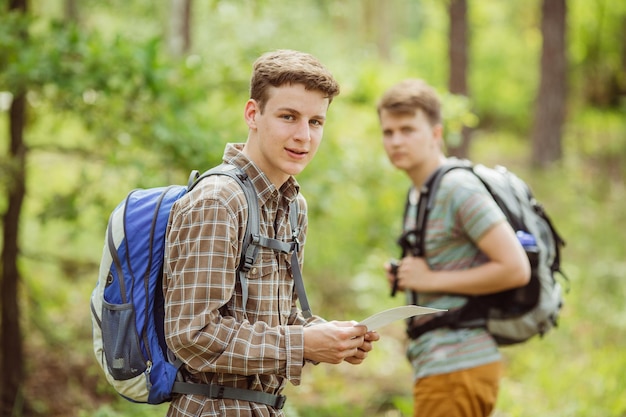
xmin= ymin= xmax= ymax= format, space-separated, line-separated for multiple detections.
xmin=1 ymin=1 xmax=27 ymax=415
xmin=1 ymin=92 xmax=27 ymax=417
xmin=447 ymin=0 xmax=471 ymax=158
xmin=531 ymin=0 xmax=567 ymax=167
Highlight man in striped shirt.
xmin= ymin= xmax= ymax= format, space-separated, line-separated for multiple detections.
xmin=377 ymin=79 xmax=530 ymax=417
xmin=163 ymin=50 xmax=379 ymax=416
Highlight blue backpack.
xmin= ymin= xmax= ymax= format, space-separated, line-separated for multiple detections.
xmin=90 ymin=164 xmax=311 ymax=405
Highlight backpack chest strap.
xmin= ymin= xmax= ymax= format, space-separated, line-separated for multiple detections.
xmin=253 ymin=235 xmax=296 ymax=254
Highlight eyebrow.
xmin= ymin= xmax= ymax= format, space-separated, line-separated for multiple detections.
xmin=277 ymin=107 xmax=326 ymax=121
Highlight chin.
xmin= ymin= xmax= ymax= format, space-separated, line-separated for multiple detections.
xmin=285 ymin=168 xmax=305 ymax=178
xmin=284 ymin=162 xmax=308 ymax=176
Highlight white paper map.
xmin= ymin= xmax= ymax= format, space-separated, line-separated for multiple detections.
xmin=357 ymin=305 xmax=445 ymax=331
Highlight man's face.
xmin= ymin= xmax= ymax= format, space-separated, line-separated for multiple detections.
xmin=379 ymin=109 xmax=441 ymax=173
xmin=244 ymin=83 xmax=329 ymax=187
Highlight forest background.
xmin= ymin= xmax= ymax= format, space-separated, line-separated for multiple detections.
xmin=1 ymin=0 xmax=625 ymax=416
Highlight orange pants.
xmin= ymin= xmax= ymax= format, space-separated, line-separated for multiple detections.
xmin=412 ymin=361 xmax=502 ymax=417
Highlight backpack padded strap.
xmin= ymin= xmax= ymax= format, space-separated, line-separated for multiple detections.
xmin=291 ymin=249 xmax=311 ymax=319
xmin=191 ymin=165 xmax=260 ymax=310
xmin=172 ymin=382 xmax=287 ymax=410
xmin=287 ymin=200 xmax=311 ymax=318
xmin=189 ymin=164 xmax=312 ymax=318
xmin=406 ymin=306 xmax=486 ymax=339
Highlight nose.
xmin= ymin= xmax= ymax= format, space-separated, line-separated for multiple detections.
xmin=294 ymin=120 xmax=311 ymax=142
xmin=386 ymin=131 xmax=403 ymax=145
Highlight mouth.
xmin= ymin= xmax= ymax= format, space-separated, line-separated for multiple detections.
xmin=286 ymin=148 xmax=308 ymax=158
xmin=390 ymin=152 xmax=404 ymax=161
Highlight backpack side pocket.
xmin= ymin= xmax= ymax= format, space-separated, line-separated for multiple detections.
xmin=101 ymin=301 xmax=146 ymax=380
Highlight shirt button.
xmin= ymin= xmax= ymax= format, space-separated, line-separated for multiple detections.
xmin=251 ymin=267 xmax=258 ymax=275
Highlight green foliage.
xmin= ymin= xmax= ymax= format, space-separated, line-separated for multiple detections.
xmin=78 ymin=404 xmax=169 ymax=417
xmin=569 ymin=0 xmax=626 ymax=107
xmin=469 ymin=0 xmax=541 ymax=132
xmin=1 ymin=1 xmax=626 ymax=416
xmin=441 ymin=93 xmax=479 ymax=147
xmin=468 ymin=115 xmax=626 ymax=416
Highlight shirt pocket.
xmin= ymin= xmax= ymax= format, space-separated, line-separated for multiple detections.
xmin=245 ymin=250 xmax=278 ymax=280
xmin=240 ymin=251 xmax=278 ymax=314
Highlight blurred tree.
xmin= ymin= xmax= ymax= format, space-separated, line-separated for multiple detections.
xmin=364 ymin=0 xmax=392 ymax=61
xmin=622 ymin=15 xmax=626 ymax=98
xmin=531 ymin=0 xmax=567 ymax=167
xmin=447 ymin=0 xmax=471 ymax=158
xmin=0 ymin=1 xmax=623 ymax=415
xmin=577 ymin=0 xmax=626 ymax=107
xmin=0 ymin=3 xmax=229 ymax=413
xmin=1 ymin=2 xmax=28 ymax=416
xmin=64 ymin=0 xmax=78 ymax=22
xmin=169 ymin=0 xmax=192 ymax=56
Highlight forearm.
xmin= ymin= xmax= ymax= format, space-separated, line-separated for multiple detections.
xmin=420 ymin=260 xmax=529 ymax=295
xmin=166 ymin=312 xmax=305 ymax=381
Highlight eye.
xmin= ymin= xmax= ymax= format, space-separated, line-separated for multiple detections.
xmin=281 ymin=114 xmax=295 ymax=121
xmin=310 ymin=119 xmax=323 ymax=127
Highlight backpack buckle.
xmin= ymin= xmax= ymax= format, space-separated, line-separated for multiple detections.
xmin=274 ymin=394 xmax=287 ymax=409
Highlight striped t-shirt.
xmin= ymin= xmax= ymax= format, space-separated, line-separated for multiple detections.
xmin=404 ymin=165 xmax=507 ymax=380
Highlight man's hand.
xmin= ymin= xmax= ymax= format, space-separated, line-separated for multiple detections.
xmin=390 ymin=256 xmax=433 ymax=293
xmin=303 ymin=321 xmax=378 ymax=364
xmin=343 ymin=329 xmax=380 ymax=365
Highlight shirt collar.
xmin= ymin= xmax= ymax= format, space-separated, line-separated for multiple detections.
xmin=222 ymin=143 xmax=300 ymax=206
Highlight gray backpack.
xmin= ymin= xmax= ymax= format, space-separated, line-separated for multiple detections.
xmin=399 ymin=159 xmax=567 ymax=345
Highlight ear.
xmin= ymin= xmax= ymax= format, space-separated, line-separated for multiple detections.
xmin=431 ymin=123 xmax=445 ymax=150
xmin=244 ymin=99 xmax=259 ymax=129
xmin=432 ymin=123 xmax=443 ymax=139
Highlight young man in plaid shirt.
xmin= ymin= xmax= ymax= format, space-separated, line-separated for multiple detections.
xmin=163 ymin=50 xmax=379 ymax=416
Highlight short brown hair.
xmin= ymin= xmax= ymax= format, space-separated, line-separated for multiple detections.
xmin=250 ymin=49 xmax=340 ymax=112
xmin=377 ymin=79 xmax=442 ymax=126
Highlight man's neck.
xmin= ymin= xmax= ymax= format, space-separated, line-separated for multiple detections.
xmin=408 ymin=155 xmax=447 ymax=189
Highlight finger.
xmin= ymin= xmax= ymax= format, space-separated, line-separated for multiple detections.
xmin=365 ymin=331 xmax=380 ymax=342
xmin=339 ymin=320 xmax=360 ymax=327
xmin=347 ymin=335 xmax=365 ymax=348
xmin=343 ymin=356 xmax=363 ymax=365
xmin=359 ymin=341 xmax=373 ymax=353
xmin=352 ymin=347 xmax=368 ymax=360
xmin=346 ymin=325 xmax=368 ymax=338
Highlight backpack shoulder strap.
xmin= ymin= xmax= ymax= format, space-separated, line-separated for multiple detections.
xmin=399 ymin=160 xmax=473 ymax=313
xmin=398 ymin=159 xmax=472 ymax=258
xmin=287 ymin=199 xmax=312 ymax=318
xmin=188 ymin=164 xmax=312 ymax=318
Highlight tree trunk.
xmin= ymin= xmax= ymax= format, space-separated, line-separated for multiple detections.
xmin=621 ymin=16 xmax=626 ymax=98
xmin=1 ymin=94 xmax=27 ymax=417
xmin=373 ymin=0 xmax=391 ymax=61
xmin=447 ymin=0 xmax=471 ymax=158
xmin=64 ymin=0 xmax=79 ymax=23
xmin=168 ymin=0 xmax=192 ymax=56
xmin=531 ymin=0 xmax=567 ymax=167
xmin=1 ymin=2 xmax=27 ymax=415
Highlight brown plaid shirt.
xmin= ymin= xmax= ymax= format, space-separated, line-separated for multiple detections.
xmin=163 ymin=143 xmax=323 ymax=416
